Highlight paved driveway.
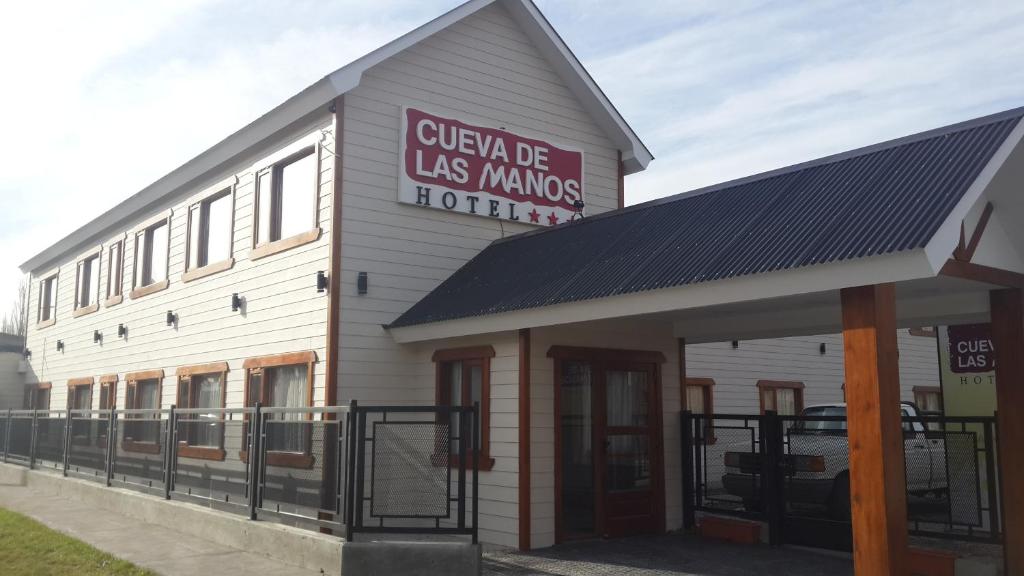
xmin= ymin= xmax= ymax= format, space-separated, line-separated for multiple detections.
xmin=484 ymin=534 xmax=853 ymax=576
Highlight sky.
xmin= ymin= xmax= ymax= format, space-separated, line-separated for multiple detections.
xmin=1 ymin=0 xmax=1023 ymax=317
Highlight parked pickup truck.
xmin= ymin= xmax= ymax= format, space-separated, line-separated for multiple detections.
xmin=721 ymin=402 xmax=947 ymax=519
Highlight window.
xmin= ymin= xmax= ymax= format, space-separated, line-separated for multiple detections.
xmin=74 ymin=251 xmax=101 ymax=316
xmin=684 ymin=377 xmax=715 ymax=443
xmin=176 ymin=363 xmax=228 ymax=460
xmin=132 ymin=216 xmax=170 ymax=298
xmin=184 ymin=185 xmax=235 ymax=281
xmin=252 ymin=146 xmax=320 ymax=259
xmin=243 ymin=351 xmax=316 ymax=467
xmin=124 ymin=370 xmax=164 ymax=452
xmin=106 ymin=240 xmax=124 ymax=305
xmin=67 ymin=378 xmax=94 ymax=410
xmin=37 ymin=272 xmax=58 ymax=327
xmin=433 ymin=346 xmax=494 ymax=470
xmin=913 ymin=386 xmax=943 ymax=413
xmin=99 ymin=375 xmax=117 ymax=409
xmin=758 ymin=380 xmax=805 ymax=416
xmin=25 ymin=382 xmax=51 ymax=410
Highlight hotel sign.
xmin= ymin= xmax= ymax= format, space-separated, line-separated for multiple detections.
xmin=947 ymin=323 xmax=996 ymax=373
xmin=399 ymin=107 xmax=584 ymax=226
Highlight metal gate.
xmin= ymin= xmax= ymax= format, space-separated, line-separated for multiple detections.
xmin=681 ymin=411 xmax=1003 ymax=551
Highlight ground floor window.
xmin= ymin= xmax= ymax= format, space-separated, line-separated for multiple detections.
xmin=432 ymin=346 xmax=494 ymax=470
xmin=758 ymin=380 xmax=804 ymax=415
xmin=684 ymin=377 xmax=715 ymax=442
xmin=67 ymin=378 xmax=94 ymax=411
xmin=913 ymin=386 xmax=943 ymax=413
xmin=98 ymin=375 xmax=117 ymax=409
xmin=124 ymin=370 xmax=164 ymax=452
xmin=243 ymin=351 xmax=316 ymax=467
xmin=25 ymin=382 xmax=51 ymax=410
xmin=176 ymin=363 xmax=228 ymax=460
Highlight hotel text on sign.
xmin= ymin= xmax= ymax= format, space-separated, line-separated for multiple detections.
xmin=399 ymin=107 xmax=584 ymax=226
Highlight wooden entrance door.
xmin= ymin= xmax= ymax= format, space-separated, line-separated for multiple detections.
xmin=555 ymin=350 xmax=664 ymax=542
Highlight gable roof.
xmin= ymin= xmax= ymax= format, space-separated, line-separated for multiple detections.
xmin=21 ymin=0 xmax=650 ymax=274
xmin=388 ymin=106 xmax=1024 ymax=329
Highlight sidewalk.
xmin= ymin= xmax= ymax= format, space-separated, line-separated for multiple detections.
xmin=0 ymin=483 xmax=323 ymax=576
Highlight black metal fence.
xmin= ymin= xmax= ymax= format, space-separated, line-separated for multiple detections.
xmin=0 ymin=403 xmax=480 ymax=543
xmin=345 ymin=404 xmax=479 ymax=543
xmin=681 ymin=411 xmax=1003 ymax=551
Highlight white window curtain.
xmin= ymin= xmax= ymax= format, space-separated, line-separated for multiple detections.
xmin=268 ymin=365 xmax=308 ymax=452
xmin=686 ymin=386 xmax=706 ymax=415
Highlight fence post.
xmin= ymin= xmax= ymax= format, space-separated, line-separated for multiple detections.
xmin=163 ymin=406 xmax=176 ymax=500
xmin=62 ymin=408 xmax=72 ymax=476
xmin=762 ymin=411 xmax=784 ymax=546
xmin=354 ymin=408 xmax=367 ymax=535
xmin=985 ymin=415 xmax=1001 ymax=541
xmin=105 ymin=409 xmax=116 ymax=487
xmin=472 ymin=402 xmax=479 ymax=545
xmin=3 ymin=408 xmax=11 ymax=463
xmin=681 ymin=410 xmax=696 ymax=531
xmin=345 ymin=400 xmax=358 ymax=541
xmin=247 ymin=403 xmax=262 ymax=521
xmin=29 ymin=409 xmax=38 ymax=469
xmin=457 ymin=406 xmax=467 ymax=532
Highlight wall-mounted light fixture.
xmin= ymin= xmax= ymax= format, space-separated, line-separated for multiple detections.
xmin=819 ymin=343 xmax=827 ymax=355
xmin=731 ymin=340 xmax=739 ymax=349
xmin=22 ymin=349 xmax=31 ymax=359
xmin=56 ymin=340 xmax=64 ymax=352
xmin=316 ymin=271 xmax=328 ymax=293
xmin=231 ymin=293 xmax=242 ymax=312
xmin=166 ymin=310 xmax=177 ymax=327
xmin=93 ymin=330 xmax=102 ymax=343
xmin=118 ymin=324 xmax=127 ymax=338
xmin=357 ymin=272 xmax=368 ymax=295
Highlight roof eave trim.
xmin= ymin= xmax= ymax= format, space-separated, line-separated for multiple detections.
xmin=922 ymin=116 xmax=1024 ymax=274
xmin=387 ymin=249 xmax=935 ymax=343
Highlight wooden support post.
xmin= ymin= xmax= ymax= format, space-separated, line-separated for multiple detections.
xmin=518 ymin=328 xmax=531 ymax=551
xmin=840 ymin=284 xmax=908 ymax=575
xmin=990 ymin=288 xmax=1024 ymax=575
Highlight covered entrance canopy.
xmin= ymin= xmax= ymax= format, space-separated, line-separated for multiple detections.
xmin=387 ymin=107 xmax=1024 ymax=574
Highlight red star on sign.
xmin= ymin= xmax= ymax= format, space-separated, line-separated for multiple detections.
xmin=547 ymin=212 xmax=559 ymax=226
xmin=528 ymin=209 xmax=540 ymax=223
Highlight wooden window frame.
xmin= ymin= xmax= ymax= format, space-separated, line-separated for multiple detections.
xmin=105 ymin=239 xmax=125 ymax=307
xmin=250 ymin=145 xmax=322 ymax=261
xmin=433 ymin=346 xmax=496 ymax=472
xmin=684 ymin=377 xmax=716 ymax=444
xmin=241 ymin=351 xmax=317 ymax=468
xmin=757 ymin=380 xmax=805 ymax=415
xmin=175 ymin=363 xmax=229 ymax=461
xmin=72 ymin=247 xmax=102 ymax=318
xmin=36 ymin=269 xmax=59 ymax=329
xmin=25 ymin=382 xmax=52 ymax=410
xmin=912 ymin=386 xmax=943 ymax=413
xmin=183 ymin=178 xmax=237 ymax=283
xmin=130 ymin=211 xmax=172 ymax=300
xmin=67 ymin=377 xmax=95 ymax=410
xmin=123 ymin=369 xmax=165 ymax=454
xmin=99 ymin=374 xmax=118 ymax=409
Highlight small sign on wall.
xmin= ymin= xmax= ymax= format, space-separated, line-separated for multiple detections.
xmin=947 ymin=323 xmax=996 ymax=373
xmin=399 ymin=107 xmax=584 ymax=226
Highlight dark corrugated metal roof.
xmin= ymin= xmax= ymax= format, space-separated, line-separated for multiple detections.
xmin=389 ymin=107 xmax=1024 ymax=329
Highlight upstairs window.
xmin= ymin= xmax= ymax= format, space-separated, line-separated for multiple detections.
xmin=37 ymin=273 xmax=58 ymax=327
xmin=132 ymin=216 xmax=170 ymax=297
xmin=185 ymin=185 xmax=234 ymax=280
xmin=74 ymin=251 xmax=101 ymax=316
xmin=106 ymin=240 xmax=123 ymax=304
xmin=252 ymin=147 xmax=320 ymax=259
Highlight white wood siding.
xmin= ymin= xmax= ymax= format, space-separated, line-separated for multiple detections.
xmin=23 ymin=119 xmax=334 ymax=412
xmin=336 ymin=3 xmax=622 ymax=549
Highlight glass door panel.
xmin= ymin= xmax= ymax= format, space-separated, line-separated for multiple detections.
xmin=560 ymin=360 xmax=594 ymax=535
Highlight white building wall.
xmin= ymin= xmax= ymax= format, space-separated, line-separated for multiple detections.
xmin=336 ymin=3 xmax=623 ymax=549
xmin=22 ymin=118 xmax=334 ymax=411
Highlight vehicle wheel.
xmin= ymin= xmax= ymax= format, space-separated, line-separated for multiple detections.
xmin=828 ymin=473 xmax=851 ymax=521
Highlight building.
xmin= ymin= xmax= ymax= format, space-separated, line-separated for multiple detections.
xmin=21 ymin=0 xmax=1023 ymax=562
xmin=0 ymin=333 xmax=24 ymax=409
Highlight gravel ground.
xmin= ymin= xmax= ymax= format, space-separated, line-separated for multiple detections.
xmin=483 ymin=534 xmax=854 ymax=576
